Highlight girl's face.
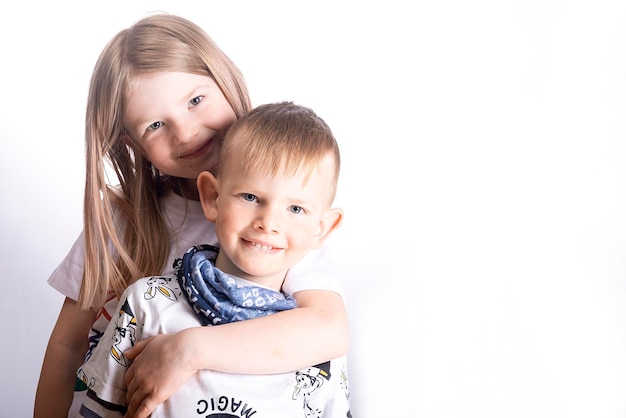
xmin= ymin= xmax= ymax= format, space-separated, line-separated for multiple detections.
xmin=124 ymin=72 xmax=237 ymax=180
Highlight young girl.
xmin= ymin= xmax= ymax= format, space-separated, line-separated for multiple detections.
xmin=34 ymin=13 xmax=348 ymax=418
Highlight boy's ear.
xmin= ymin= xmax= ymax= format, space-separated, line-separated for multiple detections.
xmin=197 ymin=171 xmax=219 ymax=222
xmin=311 ymin=207 xmax=344 ymax=250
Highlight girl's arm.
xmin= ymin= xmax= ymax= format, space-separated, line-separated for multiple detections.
xmin=123 ymin=289 xmax=348 ymax=418
xmin=34 ymin=297 xmax=96 ymax=418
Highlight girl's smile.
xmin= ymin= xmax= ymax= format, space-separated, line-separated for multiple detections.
xmin=178 ymin=136 xmax=214 ymax=160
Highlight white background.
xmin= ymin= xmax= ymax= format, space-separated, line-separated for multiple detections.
xmin=1 ymin=1 xmax=626 ymax=417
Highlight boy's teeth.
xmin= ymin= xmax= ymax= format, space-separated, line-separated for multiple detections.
xmin=251 ymin=242 xmax=273 ymax=250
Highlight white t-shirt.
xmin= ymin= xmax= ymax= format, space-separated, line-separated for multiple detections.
xmin=78 ymin=274 xmax=351 ymax=418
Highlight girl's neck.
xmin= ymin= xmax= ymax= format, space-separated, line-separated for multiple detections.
xmin=171 ymin=177 xmax=200 ymax=201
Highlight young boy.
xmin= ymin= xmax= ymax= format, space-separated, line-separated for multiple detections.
xmin=77 ymin=102 xmax=350 ymax=417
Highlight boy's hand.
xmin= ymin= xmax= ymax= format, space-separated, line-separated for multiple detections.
xmin=123 ymin=333 xmax=197 ymax=418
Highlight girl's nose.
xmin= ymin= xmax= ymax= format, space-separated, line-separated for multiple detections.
xmin=172 ymin=119 xmax=199 ymax=144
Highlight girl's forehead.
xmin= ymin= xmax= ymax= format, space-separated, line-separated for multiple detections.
xmin=128 ymin=72 xmax=215 ymax=102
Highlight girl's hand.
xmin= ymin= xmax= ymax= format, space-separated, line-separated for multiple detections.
xmin=123 ymin=333 xmax=198 ymax=418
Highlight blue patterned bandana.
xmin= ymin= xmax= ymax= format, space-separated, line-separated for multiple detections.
xmin=175 ymin=244 xmax=297 ymax=326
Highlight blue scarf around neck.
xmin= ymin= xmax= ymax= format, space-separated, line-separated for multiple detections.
xmin=175 ymin=244 xmax=297 ymax=326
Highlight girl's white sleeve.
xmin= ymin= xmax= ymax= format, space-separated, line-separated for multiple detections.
xmin=282 ymin=242 xmax=344 ymax=298
xmin=47 ymin=230 xmax=86 ymax=301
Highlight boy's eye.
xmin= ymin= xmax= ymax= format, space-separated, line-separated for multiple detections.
xmin=190 ymin=96 xmax=203 ymax=106
xmin=242 ymin=193 xmax=257 ymax=202
xmin=289 ymin=205 xmax=303 ymax=214
xmin=147 ymin=121 xmax=163 ymax=131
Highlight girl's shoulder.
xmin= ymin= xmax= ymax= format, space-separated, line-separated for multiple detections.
xmin=160 ymin=190 xmax=205 ymax=221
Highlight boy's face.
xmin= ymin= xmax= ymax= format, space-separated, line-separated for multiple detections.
xmin=210 ymin=153 xmax=337 ymax=286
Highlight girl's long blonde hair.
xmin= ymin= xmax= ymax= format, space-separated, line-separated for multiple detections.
xmin=81 ymin=13 xmax=251 ymax=309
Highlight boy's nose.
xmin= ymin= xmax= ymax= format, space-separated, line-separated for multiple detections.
xmin=253 ymin=209 xmax=280 ymax=234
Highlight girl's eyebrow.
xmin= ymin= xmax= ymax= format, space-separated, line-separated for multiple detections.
xmin=189 ymin=82 xmax=219 ymax=97
xmin=126 ymin=81 xmax=217 ymax=133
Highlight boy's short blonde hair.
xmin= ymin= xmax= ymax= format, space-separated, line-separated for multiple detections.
xmin=219 ymin=102 xmax=341 ymax=205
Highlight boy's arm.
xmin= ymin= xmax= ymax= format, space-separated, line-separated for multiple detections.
xmin=34 ymin=297 xmax=96 ymax=418
xmin=123 ymin=289 xmax=348 ymax=418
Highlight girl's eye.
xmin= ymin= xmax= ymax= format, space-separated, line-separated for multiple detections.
xmin=190 ymin=95 xmax=203 ymax=106
xmin=242 ymin=193 xmax=257 ymax=202
xmin=147 ymin=121 xmax=163 ymax=131
xmin=289 ymin=205 xmax=303 ymax=215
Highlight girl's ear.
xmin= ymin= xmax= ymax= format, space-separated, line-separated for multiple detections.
xmin=197 ymin=171 xmax=219 ymax=222
xmin=311 ymin=207 xmax=344 ymax=250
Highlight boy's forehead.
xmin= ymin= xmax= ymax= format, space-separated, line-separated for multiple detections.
xmin=220 ymin=151 xmax=336 ymax=202
xmin=221 ymin=148 xmax=334 ymax=177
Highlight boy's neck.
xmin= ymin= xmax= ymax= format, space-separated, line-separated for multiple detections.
xmin=214 ymin=251 xmax=287 ymax=292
